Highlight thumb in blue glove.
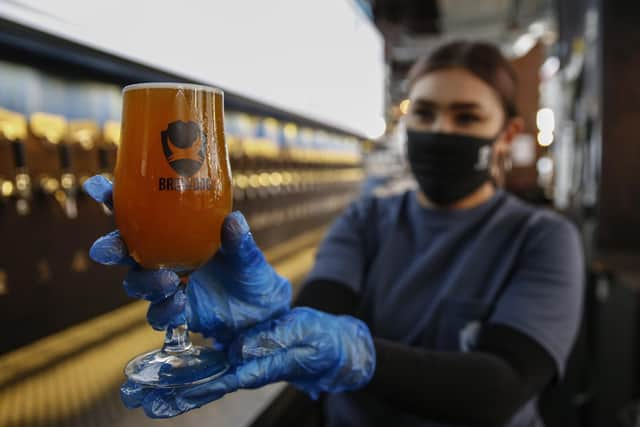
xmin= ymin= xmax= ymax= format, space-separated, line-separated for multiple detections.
xmin=121 ymin=307 xmax=376 ymax=418
xmin=83 ymin=174 xmax=292 ymax=344
xmin=184 ymin=212 xmax=292 ymax=344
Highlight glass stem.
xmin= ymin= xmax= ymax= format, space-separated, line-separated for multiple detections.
xmin=163 ymin=324 xmax=193 ymax=353
xmin=162 ymin=274 xmax=192 ymax=354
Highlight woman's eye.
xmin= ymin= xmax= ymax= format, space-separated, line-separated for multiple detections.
xmin=411 ymin=109 xmax=434 ymax=122
xmin=455 ymin=113 xmax=481 ymax=125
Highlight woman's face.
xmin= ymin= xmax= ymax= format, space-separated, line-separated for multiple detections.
xmin=405 ymin=68 xmax=506 ymax=139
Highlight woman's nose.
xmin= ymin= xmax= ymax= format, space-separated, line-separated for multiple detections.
xmin=431 ymin=115 xmax=455 ymax=133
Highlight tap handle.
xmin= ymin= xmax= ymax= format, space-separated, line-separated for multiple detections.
xmin=11 ymin=139 xmax=26 ymax=169
xmin=58 ymin=144 xmax=71 ymax=170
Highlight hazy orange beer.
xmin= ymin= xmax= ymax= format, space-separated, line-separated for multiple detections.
xmin=114 ymin=83 xmax=232 ymax=272
xmin=114 ymin=83 xmax=233 ymax=388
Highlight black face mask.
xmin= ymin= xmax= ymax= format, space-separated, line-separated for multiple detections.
xmin=406 ymin=130 xmax=494 ymax=206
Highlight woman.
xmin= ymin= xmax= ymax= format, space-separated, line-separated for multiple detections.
xmin=86 ymin=41 xmax=583 ymax=426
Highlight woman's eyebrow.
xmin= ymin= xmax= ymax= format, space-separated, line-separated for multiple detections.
xmin=410 ymin=99 xmax=482 ymax=110
xmin=448 ymin=102 xmax=482 ymax=110
xmin=410 ymin=99 xmax=437 ymax=108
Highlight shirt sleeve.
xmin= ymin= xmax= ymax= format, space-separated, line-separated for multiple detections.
xmin=294 ymin=279 xmax=358 ymax=316
xmin=364 ymin=324 xmax=556 ymax=426
xmin=489 ymin=212 xmax=584 ymax=377
xmin=304 ymin=197 xmax=375 ymax=294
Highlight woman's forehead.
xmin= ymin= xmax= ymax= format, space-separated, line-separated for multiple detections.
xmin=409 ymin=68 xmax=503 ymax=110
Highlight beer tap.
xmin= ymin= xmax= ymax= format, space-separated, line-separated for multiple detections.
xmin=240 ymin=115 xmax=261 ymax=201
xmin=233 ymin=113 xmax=259 ymax=202
xmin=101 ymin=120 xmax=120 ymax=179
xmin=225 ymin=113 xmax=245 ymax=166
xmin=245 ymin=117 xmax=279 ymax=201
xmin=68 ymin=119 xmax=103 ymax=219
xmin=95 ymin=120 xmax=120 ymax=215
xmin=30 ymin=112 xmax=73 ymax=218
xmin=280 ymin=122 xmax=300 ymax=196
xmin=225 ymin=113 xmax=247 ymax=203
xmin=0 ymin=108 xmax=31 ymax=215
xmin=0 ymin=110 xmax=17 ymax=207
xmin=70 ymin=119 xmax=103 ymax=182
xmin=259 ymin=118 xmax=282 ymax=197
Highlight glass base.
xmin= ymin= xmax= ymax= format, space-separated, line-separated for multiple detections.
xmin=125 ymin=345 xmax=230 ymax=388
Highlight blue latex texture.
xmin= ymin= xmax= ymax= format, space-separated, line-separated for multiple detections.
xmin=120 ymin=307 xmax=376 ymax=418
xmin=83 ymin=174 xmax=292 ymax=345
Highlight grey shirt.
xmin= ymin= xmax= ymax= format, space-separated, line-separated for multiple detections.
xmin=306 ymin=190 xmax=584 ymax=427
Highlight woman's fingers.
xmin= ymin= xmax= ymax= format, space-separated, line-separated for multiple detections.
xmin=233 ymin=351 xmax=302 ymax=389
xmin=83 ymin=175 xmax=114 ymax=210
xmin=146 ymin=289 xmax=187 ymax=330
xmin=127 ymin=372 xmax=240 ymax=418
xmin=89 ymin=230 xmax=135 ymax=266
xmin=120 ymin=381 xmax=148 ymax=409
xmin=123 ymin=268 xmax=180 ymax=302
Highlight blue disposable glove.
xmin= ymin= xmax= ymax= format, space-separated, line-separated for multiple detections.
xmin=120 ymin=307 xmax=376 ymax=418
xmin=83 ymin=175 xmax=292 ymax=345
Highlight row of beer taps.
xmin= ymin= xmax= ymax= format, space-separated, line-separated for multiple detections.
xmin=0 ymin=107 xmax=365 ymax=219
xmin=0 ymin=108 xmax=119 ymax=218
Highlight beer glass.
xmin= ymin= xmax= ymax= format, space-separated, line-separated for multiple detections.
xmin=114 ymin=83 xmax=232 ymax=387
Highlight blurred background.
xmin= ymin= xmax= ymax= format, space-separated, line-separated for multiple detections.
xmin=0 ymin=0 xmax=639 ymax=426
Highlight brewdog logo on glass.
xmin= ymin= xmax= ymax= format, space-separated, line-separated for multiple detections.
xmin=159 ymin=120 xmax=212 ymax=191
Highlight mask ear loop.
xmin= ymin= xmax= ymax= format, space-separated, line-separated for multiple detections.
xmin=489 ymin=124 xmax=512 ymax=189
xmin=489 ymin=96 xmax=519 ymax=187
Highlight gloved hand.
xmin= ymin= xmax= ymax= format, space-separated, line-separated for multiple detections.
xmin=120 ymin=307 xmax=376 ymax=418
xmin=83 ymin=175 xmax=292 ymax=345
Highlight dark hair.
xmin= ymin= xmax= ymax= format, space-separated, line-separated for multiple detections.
xmin=408 ymin=41 xmax=518 ymax=118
